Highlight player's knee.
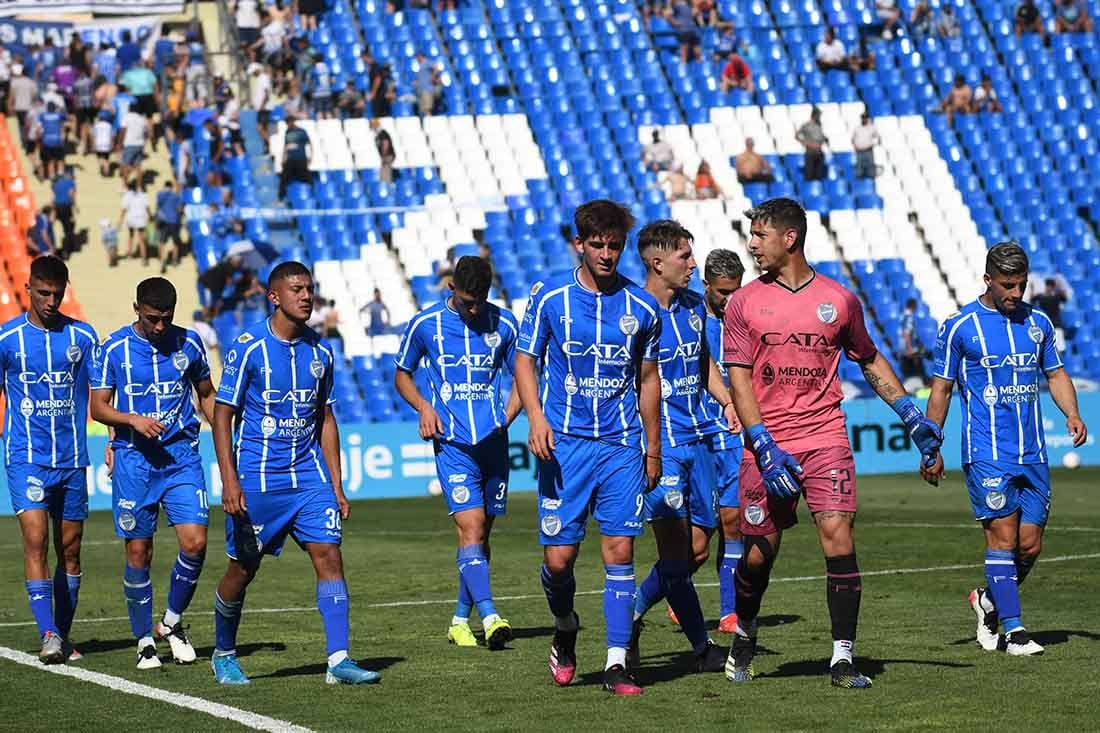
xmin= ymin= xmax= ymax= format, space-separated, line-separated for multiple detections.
xmin=692 ymin=545 xmax=710 ymax=572
xmin=179 ymin=536 xmax=207 ymax=557
xmin=743 ymin=535 xmax=777 ymax=572
xmin=1017 ymin=538 xmax=1041 ymax=561
xmin=124 ymin=540 xmax=152 ymax=569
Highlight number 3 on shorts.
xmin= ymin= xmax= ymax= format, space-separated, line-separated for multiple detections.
xmin=495 ymin=482 xmax=507 ymax=501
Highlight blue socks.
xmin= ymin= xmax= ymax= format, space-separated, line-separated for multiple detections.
xmin=316 ymin=580 xmax=350 ymax=659
xmin=165 ymin=552 xmax=204 ymax=624
xmin=52 ymin=568 xmax=81 ymax=638
xmin=719 ymin=538 xmax=743 ymax=618
xmin=26 ymin=579 xmax=57 ymax=637
xmin=658 ymin=559 xmax=709 ymax=652
xmin=985 ymin=549 xmax=1022 ymax=632
xmin=457 ymin=544 xmax=497 ymax=620
xmin=214 ymin=590 xmax=245 ymax=654
xmin=603 ymin=563 xmax=635 ymax=652
xmin=634 ymin=564 xmax=664 ymax=619
xmin=541 ymin=564 xmax=576 ymax=624
xmin=123 ymin=564 xmax=153 ymax=640
xmin=454 ymin=569 xmax=473 ymax=621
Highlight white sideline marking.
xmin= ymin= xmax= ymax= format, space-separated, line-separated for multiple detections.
xmin=0 ymin=552 xmax=1095 ymax=628
xmin=0 ymin=646 xmax=314 ymax=733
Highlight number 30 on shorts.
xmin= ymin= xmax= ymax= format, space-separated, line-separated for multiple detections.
xmin=324 ymin=507 xmax=342 ymax=530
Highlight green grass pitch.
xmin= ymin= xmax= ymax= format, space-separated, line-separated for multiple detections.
xmin=1 ymin=467 xmax=1098 ymax=731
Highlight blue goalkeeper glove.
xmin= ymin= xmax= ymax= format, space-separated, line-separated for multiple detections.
xmin=746 ymin=424 xmax=803 ymax=500
xmin=893 ymin=397 xmax=943 ymax=468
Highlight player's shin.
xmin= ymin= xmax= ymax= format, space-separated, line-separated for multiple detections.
xmin=825 ymin=554 xmax=862 ymax=665
xmin=213 ymin=590 xmax=246 ymax=654
xmin=317 ymin=579 xmax=351 ymax=666
xmin=659 ymin=559 xmax=709 ymax=651
xmin=457 ymin=544 xmax=498 ymax=624
xmin=985 ymin=549 xmax=1023 ymax=632
xmin=123 ymin=565 xmax=154 ymax=642
xmin=734 ymin=538 xmax=775 ymax=632
xmin=718 ymin=537 xmax=743 ymax=619
xmin=633 ymin=564 xmax=664 ymax=620
xmin=453 ymin=563 xmax=473 ymax=625
xmin=26 ymin=579 xmax=58 ymax=637
xmin=164 ymin=551 xmax=204 ymax=626
xmin=604 ymin=563 xmax=636 ymax=669
xmin=52 ymin=568 xmax=81 ymax=638
xmin=540 ymin=564 xmax=577 ymax=629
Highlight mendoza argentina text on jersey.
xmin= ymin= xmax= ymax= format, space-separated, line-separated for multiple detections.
xmin=0 ymin=314 xmax=98 ymax=467
xmin=517 ymin=268 xmax=660 ymax=446
xmin=92 ymin=325 xmax=211 ymax=449
xmin=657 ymin=290 xmax=725 ymax=447
xmin=933 ymin=299 xmax=1062 ymax=465
xmin=216 ymin=321 xmax=337 ymax=491
xmin=394 ymin=299 xmax=518 ymax=445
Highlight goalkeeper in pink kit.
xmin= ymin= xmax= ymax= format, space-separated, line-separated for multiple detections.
xmin=721 ymin=199 xmax=942 ymax=688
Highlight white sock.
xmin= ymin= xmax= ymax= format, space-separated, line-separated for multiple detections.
xmin=605 ymin=646 xmax=627 ymax=670
xmin=328 ymin=650 xmax=348 ymax=667
xmin=555 ymin=613 xmax=578 ymax=632
xmin=139 ymin=635 xmax=155 ymax=648
xmin=162 ymin=609 xmax=181 ymax=628
xmin=451 ymin=615 xmax=469 ymax=626
xmin=831 ymin=639 xmax=853 ymax=666
xmin=482 ymin=613 xmax=501 ymax=631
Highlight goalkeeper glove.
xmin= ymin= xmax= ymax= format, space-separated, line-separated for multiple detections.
xmin=746 ymin=424 xmax=803 ymax=500
xmin=893 ymin=397 xmax=943 ymax=468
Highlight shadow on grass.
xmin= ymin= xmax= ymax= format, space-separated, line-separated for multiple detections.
xmin=1031 ymin=629 xmax=1100 ymax=646
xmin=761 ymin=655 xmax=974 ymax=680
xmin=250 ymin=656 xmax=404 ymax=680
xmin=72 ymin=637 xmax=141 ymax=655
xmin=193 ymin=642 xmax=287 ymax=659
xmin=506 ymin=625 xmax=556 ymax=641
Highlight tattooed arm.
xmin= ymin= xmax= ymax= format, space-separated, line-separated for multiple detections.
xmin=857 ymin=352 xmax=908 ymax=407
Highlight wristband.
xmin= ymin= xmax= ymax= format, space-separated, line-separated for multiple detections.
xmin=891 ymin=396 xmax=920 ymax=423
xmin=745 ymin=423 xmax=767 ymax=444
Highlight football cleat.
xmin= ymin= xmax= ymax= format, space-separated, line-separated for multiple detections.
xmin=136 ymin=640 xmax=162 ymax=670
xmin=602 ymin=664 xmax=643 ymax=696
xmin=666 ymin=604 xmax=680 ymax=626
xmin=626 ymin=618 xmax=644 ymax=670
xmin=485 ymin=617 xmax=513 ymax=651
xmin=326 ymin=658 xmax=381 ymax=685
xmin=39 ymin=631 xmax=64 ymax=665
xmin=695 ymin=641 xmax=728 ymax=673
xmin=548 ymin=613 xmax=579 ymax=686
xmin=968 ymin=587 xmax=1000 ymax=652
xmin=830 ymin=659 xmax=873 ymax=689
xmin=447 ymin=622 xmax=478 ymax=647
xmin=62 ymin=639 xmax=83 ymax=662
xmin=718 ymin=613 xmax=739 ymax=634
xmin=1005 ymin=629 xmax=1044 ymax=656
xmin=155 ymin=621 xmax=197 ymax=664
xmin=211 ymin=653 xmax=250 ymax=685
xmin=724 ymin=632 xmax=756 ymax=682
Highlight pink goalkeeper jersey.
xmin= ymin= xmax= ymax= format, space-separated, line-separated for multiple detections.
xmin=722 ymin=271 xmax=877 ymax=453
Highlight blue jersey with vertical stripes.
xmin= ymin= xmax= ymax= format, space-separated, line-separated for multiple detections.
xmin=215 ymin=320 xmax=336 ymax=492
xmin=933 ymin=299 xmax=1062 ymax=465
xmin=395 ymin=299 xmax=518 ymax=446
xmin=517 ymin=268 xmax=660 ymax=446
xmin=0 ymin=314 xmax=98 ymax=468
xmin=701 ymin=312 xmax=741 ymax=450
xmin=656 ymin=290 xmax=723 ymax=447
xmin=91 ymin=324 xmax=211 ymax=450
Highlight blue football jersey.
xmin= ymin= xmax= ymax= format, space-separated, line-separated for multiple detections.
xmin=92 ymin=325 xmax=211 ymax=449
xmin=216 ymin=321 xmax=337 ymax=492
xmin=0 ymin=314 xmax=98 ymax=467
xmin=656 ymin=290 xmax=724 ymax=447
xmin=933 ymin=299 xmax=1062 ymax=465
xmin=700 ymin=311 xmax=739 ymax=446
xmin=517 ymin=268 xmax=661 ymax=446
xmin=394 ymin=299 xmax=518 ymax=446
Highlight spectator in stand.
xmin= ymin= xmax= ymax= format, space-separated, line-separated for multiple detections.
xmin=713 ymin=24 xmax=740 ymax=60
xmin=936 ymin=5 xmax=961 ymax=38
xmin=112 ymin=82 xmax=136 ymax=133
xmin=875 ymin=0 xmax=901 ymax=39
xmin=849 ymin=35 xmax=877 ymax=71
xmin=815 ymin=27 xmax=850 ymax=71
xmin=898 ymin=298 xmax=925 ymax=385
xmin=278 ymin=113 xmax=313 ymax=200
xmin=119 ymin=178 xmax=150 ymax=264
xmin=52 ymin=55 xmax=76 ymax=100
xmin=155 ymin=180 xmax=184 ymax=274
xmin=361 ymin=288 xmax=390 ymax=339
xmin=308 ymin=50 xmax=334 ymax=120
xmin=0 ymin=44 xmax=11 ymax=112
xmin=910 ymin=1 xmax=934 ymax=39
xmin=100 ymin=217 xmax=119 ymax=267
xmin=414 ymin=53 xmax=443 ymax=117
xmin=694 ymin=160 xmax=723 ymax=199
xmin=971 ymin=75 xmax=1003 ymax=113
xmin=117 ymin=105 xmax=149 ymax=184
xmin=720 ymin=51 xmax=753 ymax=93
xmin=28 ymin=207 xmax=56 ymax=256
xmin=93 ymin=72 xmax=116 ymax=117
xmin=121 ymin=57 xmax=159 ymax=122
xmin=39 ymin=101 xmax=67 ymax=181
xmin=25 ymin=96 xmax=44 ymax=179
xmin=191 ymin=310 xmax=219 ymax=355
xmin=8 ymin=64 xmax=36 ymax=146
xmin=735 ymin=137 xmax=773 ymax=183
xmin=1055 ymin=0 xmax=1093 ymax=32
xmin=249 ymin=62 xmax=273 ymax=148
xmin=220 ymin=87 xmax=244 ymax=156
xmin=322 ymin=299 xmax=342 ymax=347
xmin=34 ymin=38 xmax=60 ymax=85
xmin=253 ymin=10 xmax=288 ymax=67
xmin=90 ymin=108 xmax=113 ymax=176
xmin=1033 ymin=278 xmax=1069 ymax=350
xmin=644 ymin=129 xmax=676 ymax=172
xmin=668 ymin=0 xmax=702 ymax=63
xmin=1015 ymin=0 xmax=1048 ymax=40
xmin=67 ymin=35 xmax=91 ymax=77
xmin=852 ymin=112 xmax=880 ymax=179
xmin=234 ymin=0 xmax=263 ymax=51
xmin=937 ymin=73 xmax=973 ymax=126
xmin=282 ymin=77 xmax=306 ymax=119
xmin=338 ymin=79 xmax=365 ymax=118
xmin=93 ymin=41 xmax=119 ymax=85
xmin=372 ymin=119 xmax=397 ymax=183
xmin=693 ymin=0 xmax=721 ymax=27
xmin=371 ymin=62 xmax=396 ymax=118
xmin=796 ymin=106 xmax=828 ymax=181
xmin=51 ymin=167 xmax=77 ymax=259
xmin=41 ymin=82 xmax=65 ymax=112
xmin=72 ymin=71 xmax=96 ymax=154
xmin=116 ymin=31 xmax=142 ymax=73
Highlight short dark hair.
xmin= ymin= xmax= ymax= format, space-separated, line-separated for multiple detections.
xmin=269 ymin=260 xmax=313 ymax=286
xmin=30 ymin=255 xmax=68 ymax=284
xmin=704 ymin=248 xmax=745 ymax=282
xmin=574 ymin=199 xmax=635 ymax=242
xmin=453 ymin=255 xmax=493 ymax=298
xmin=136 ymin=277 xmax=177 ymax=311
xmin=905 ymin=297 xmax=917 ymax=310
xmin=745 ymin=197 xmax=807 ymax=250
xmin=985 ymin=241 xmax=1029 ymax=277
xmin=636 ymin=219 xmax=693 ymax=259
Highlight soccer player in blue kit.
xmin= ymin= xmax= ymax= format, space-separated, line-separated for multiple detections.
xmin=515 ymin=200 xmax=662 ymax=696
xmin=0 ymin=255 xmax=97 ymax=664
xmin=923 ymin=242 xmax=1087 ymax=656
xmin=90 ymin=278 xmax=216 ymax=669
xmin=394 ymin=256 xmax=522 ymax=649
xmin=626 ymin=222 xmax=737 ymax=674
xmin=209 ymin=262 xmax=379 ymax=685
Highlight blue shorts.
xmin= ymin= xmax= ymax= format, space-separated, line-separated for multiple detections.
xmin=121 ymin=145 xmax=144 ymax=167
xmin=645 ymin=441 xmax=717 ymax=528
xmin=963 ymin=461 xmax=1051 ymax=526
xmin=6 ymin=464 xmax=88 ymax=520
xmin=313 ymin=95 xmax=333 ymax=114
xmin=112 ymin=442 xmax=208 ymax=538
xmin=707 ymin=431 xmax=743 ymax=509
xmin=225 ymin=485 xmax=341 ymax=563
xmin=435 ymin=431 xmax=509 ymax=516
xmin=537 ymin=432 xmax=646 ymax=545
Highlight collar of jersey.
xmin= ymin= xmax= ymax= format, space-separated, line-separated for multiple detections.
xmin=266 ymin=318 xmax=304 ymax=344
xmin=766 ymin=268 xmax=816 ymax=294
xmin=572 ymin=266 xmax=623 ymax=295
xmin=22 ymin=313 xmax=66 ymax=333
xmin=975 ymin=298 xmax=1022 ymax=318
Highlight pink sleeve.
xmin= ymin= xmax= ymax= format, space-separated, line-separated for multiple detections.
xmin=722 ymin=290 xmax=752 ymax=366
xmin=841 ymin=290 xmax=878 ymax=362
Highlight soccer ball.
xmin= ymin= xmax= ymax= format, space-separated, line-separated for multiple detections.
xmin=427 ymin=479 xmax=443 ymax=496
xmin=1062 ymin=451 xmax=1081 ymax=470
